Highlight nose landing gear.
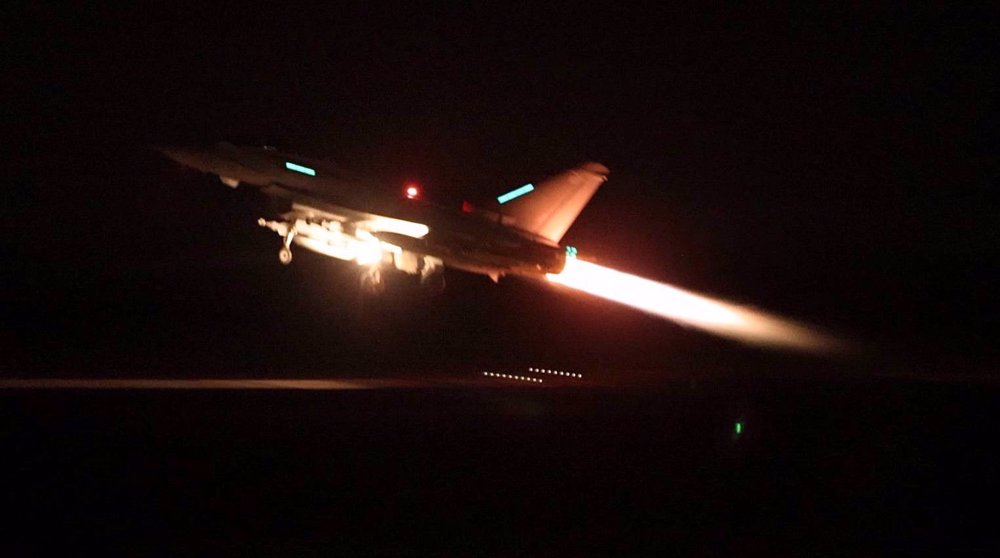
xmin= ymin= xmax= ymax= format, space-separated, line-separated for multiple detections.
xmin=278 ymin=229 xmax=296 ymax=266
xmin=258 ymin=218 xmax=296 ymax=265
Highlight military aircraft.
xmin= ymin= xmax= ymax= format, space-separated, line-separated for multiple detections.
xmin=160 ymin=142 xmax=608 ymax=294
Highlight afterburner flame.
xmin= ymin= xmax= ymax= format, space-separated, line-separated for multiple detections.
xmin=547 ymin=257 xmax=842 ymax=353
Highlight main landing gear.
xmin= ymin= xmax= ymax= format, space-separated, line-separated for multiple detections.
xmin=420 ymin=267 xmax=446 ymax=295
xmin=358 ymin=266 xmax=386 ymax=296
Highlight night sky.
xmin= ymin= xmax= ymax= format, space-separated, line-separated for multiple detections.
xmin=6 ymin=4 xmax=997 ymax=377
xmin=3 ymin=3 xmax=1000 ymax=554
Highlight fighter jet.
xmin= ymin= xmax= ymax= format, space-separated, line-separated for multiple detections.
xmin=160 ymin=142 xmax=608 ymax=294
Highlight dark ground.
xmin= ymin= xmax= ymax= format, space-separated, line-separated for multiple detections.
xmin=3 ymin=379 xmax=999 ymax=555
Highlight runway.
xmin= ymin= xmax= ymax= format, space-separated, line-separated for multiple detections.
xmin=0 ymin=378 xmax=435 ymax=390
xmin=0 ymin=374 xmax=592 ymax=390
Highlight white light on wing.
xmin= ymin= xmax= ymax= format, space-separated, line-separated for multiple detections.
xmin=362 ymin=216 xmax=429 ymax=239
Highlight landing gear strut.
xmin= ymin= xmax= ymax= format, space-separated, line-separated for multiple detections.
xmin=358 ymin=266 xmax=386 ymax=296
xmin=258 ymin=218 xmax=297 ymax=266
xmin=420 ymin=268 xmax=446 ymax=295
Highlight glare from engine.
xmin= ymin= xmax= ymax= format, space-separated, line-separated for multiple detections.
xmin=355 ymin=242 xmax=383 ymax=265
xmin=547 ymin=257 xmax=843 ymax=353
xmin=353 ymin=230 xmax=385 ymax=265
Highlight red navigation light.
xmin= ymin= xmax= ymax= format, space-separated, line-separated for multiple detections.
xmin=404 ymin=184 xmax=420 ymax=200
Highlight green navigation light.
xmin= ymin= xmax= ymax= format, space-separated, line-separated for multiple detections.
xmin=285 ymin=162 xmax=316 ymax=176
xmin=497 ymin=183 xmax=534 ymax=204
xmin=734 ymin=421 xmax=743 ymax=436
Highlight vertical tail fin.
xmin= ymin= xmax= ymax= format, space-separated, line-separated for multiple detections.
xmin=501 ymin=162 xmax=609 ymax=244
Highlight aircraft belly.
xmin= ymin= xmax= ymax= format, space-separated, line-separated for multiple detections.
xmin=371 ymin=231 xmax=562 ymax=277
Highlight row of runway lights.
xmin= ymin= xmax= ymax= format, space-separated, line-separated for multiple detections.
xmin=528 ymin=367 xmax=583 ymax=378
xmin=482 ymin=368 xmax=583 ymax=383
xmin=483 ymin=372 xmax=542 ymax=383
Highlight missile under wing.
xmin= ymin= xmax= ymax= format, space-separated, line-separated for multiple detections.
xmin=160 ymin=142 xmax=608 ymax=293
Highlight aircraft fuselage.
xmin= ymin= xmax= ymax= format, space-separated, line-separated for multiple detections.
xmin=161 ymin=143 xmax=572 ymax=283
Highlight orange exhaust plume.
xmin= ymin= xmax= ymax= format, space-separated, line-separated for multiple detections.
xmin=547 ymin=257 xmax=843 ymax=353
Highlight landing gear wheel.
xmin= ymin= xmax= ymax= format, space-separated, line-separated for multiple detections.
xmin=279 ymin=246 xmax=293 ymax=265
xmin=420 ymin=270 xmax=446 ymax=295
xmin=359 ymin=267 xmax=386 ymax=296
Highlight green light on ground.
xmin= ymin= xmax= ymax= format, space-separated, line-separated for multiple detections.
xmin=497 ymin=183 xmax=534 ymax=204
xmin=285 ymin=161 xmax=316 ymax=176
xmin=734 ymin=421 xmax=743 ymax=436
